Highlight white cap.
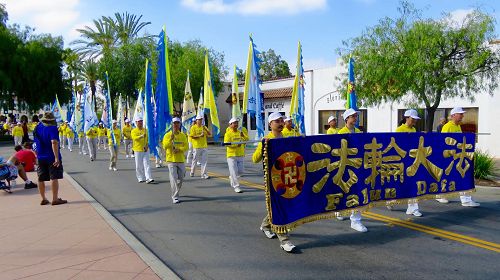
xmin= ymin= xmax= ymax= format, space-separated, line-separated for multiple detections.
xmin=99 ymin=121 xmax=103 ymax=125
xmin=268 ymin=112 xmax=283 ymax=123
xmin=450 ymin=107 xmax=466 ymax=115
xmin=327 ymin=116 xmax=336 ymax=123
xmin=112 ymin=119 xmax=118 ymax=124
xmin=342 ymin=108 xmax=359 ymax=120
xmin=404 ymin=109 xmax=421 ymax=120
xmin=172 ymin=117 xmax=181 ymax=123
xmin=124 ymin=119 xmax=130 ymax=123
xmin=284 ymin=117 xmax=292 ymax=122
xmin=136 ymin=117 xmax=143 ymax=122
xmin=195 ymin=115 xmax=203 ymax=120
xmin=16 ymin=122 xmax=21 ymax=125
xmin=229 ymin=117 xmax=239 ymax=124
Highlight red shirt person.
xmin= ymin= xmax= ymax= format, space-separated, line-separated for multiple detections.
xmin=14 ymin=144 xmax=37 ymax=172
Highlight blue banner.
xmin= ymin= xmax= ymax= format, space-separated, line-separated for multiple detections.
xmin=264 ymin=132 xmax=475 ymax=233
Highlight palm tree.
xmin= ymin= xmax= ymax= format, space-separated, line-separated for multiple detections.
xmin=71 ymin=18 xmax=115 ymax=59
xmin=82 ymin=59 xmax=99 ymax=111
xmin=104 ymin=12 xmax=151 ymax=46
xmin=63 ymin=48 xmax=83 ymax=91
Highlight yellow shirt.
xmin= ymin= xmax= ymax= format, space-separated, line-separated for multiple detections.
xmin=189 ymin=125 xmax=208 ymax=149
xmin=252 ymin=132 xmax=279 ymax=163
xmin=162 ymin=131 xmax=188 ymax=163
xmin=108 ymin=127 xmax=121 ymax=146
xmin=64 ymin=126 xmax=75 ymax=138
xmin=282 ymin=126 xmax=300 ymax=137
xmin=122 ymin=125 xmax=132 ymax=140
xmin=58 ymin=124 xmax=66 ymax=135
xmin=338 ymin=126 xmax=362 ymax=134
xmin=29 ymin=122 xmax=38 ymax=132
xmin=131 ymin=127 xmax=148 ymax=152
xmin=78 ymin=131 xmax=84 ymax=138
xmin=86 ymin=127 xmax=98 ymax=139
xmin=395 ymin=124 xmax=416 ymax=133
xmin=12 ymin=126 xmax=24 ymax=137
xmin=224 ymin=128 xmax=249 ymax=158
xmin=3 ymin=123 xmax=10 ymax=131
xmin=97 ymin=127 xmax=107 ymax=137
xmin=441 ymin=121 xmax=462 ymax=133
xmin=326 ymin=127 xmax=339 ymax=134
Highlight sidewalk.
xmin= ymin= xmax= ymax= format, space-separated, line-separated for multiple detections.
xmin=0 ymin=173 xmax=161 ymax=280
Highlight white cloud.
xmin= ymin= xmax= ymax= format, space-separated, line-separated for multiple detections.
xmin=181 ymin=0 xmax=327 ymax=15
xmin=3 ymin=0 xmax=80 ymax=35
xmin=445 ymin=8 xmax=474 ymax=28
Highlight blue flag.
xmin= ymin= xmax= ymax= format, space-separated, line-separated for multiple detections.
xmin=144 ymin=59 xmax=157 ymax=156
xmin=243 ymin=36 xmax=264 ymax=139
xmin=155 ymin=28 xmax=174 ymax=145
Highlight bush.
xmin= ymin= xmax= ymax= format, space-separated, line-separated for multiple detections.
xmin=474 ymin=150 xmax=496 ymax=179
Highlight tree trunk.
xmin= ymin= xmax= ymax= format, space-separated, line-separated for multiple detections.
xmin=425 ymin=106 xmax=436 ymax=132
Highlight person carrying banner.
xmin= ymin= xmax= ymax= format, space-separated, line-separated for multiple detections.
xmin=132 ymin=118 xmax=153 ymax=183
xmin=189 ymin=116 xmax=211 ymax=179
xmin=65 ymin=123 xmax=75 ymax=152
xmin=282 ymin=117 xmax=300 ymax=137
xmin=326 ymin=116 xmax=339 ymax=134
xmin=224 ymin=117 xmax=248 ymax=193
xmin=436 ymin=107 xmax=480 ymax=207
xmin=336 ymin=108 xmax=368 ymax=233
xmin=78 ymin=130 xmax=87 ymax=155
xmin=97 ymin=122 xmax=108 ymax=150
xmin=108 ymin=120 xmax=121 ymax=171
xmin=252 ymin=112 xmax=296 ymax=253
xmin=86 ymin=124 xmax=98 ymax=161
xmin=162 ymin=117 xmax=188 ymax=203
xmin=122 ymin=119 xmax=133 ymax=158
xmin=12 ymin=122 xmax=24 ymax=146
xmin=387 ymin=109 xmax=423 ymax=217
xmin=58 ymin=122 xmax=67 ymax=149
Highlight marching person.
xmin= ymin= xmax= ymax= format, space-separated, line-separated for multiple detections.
xmin=224 ymin=117 xmax=249 ymax=193
xmin=122 ymin=119 xmax=133 ymax=158
xmin=388 ymin=109 xmax=423 ymax=217
xmin=78 ymin=129 xmax=87 ymax=155
xmin=107 ymin=120 xmax=121 ymax=171
xmin=282 ymin=117 xmax=300 ymax=137
xmin=86 ymin=124 xmax=98 ymax=161
xmin=131 ymin=118 xmax=153 ymax=183
xmin=189 ymin=116 xmax=211 ymax=179
xmin=12 ymin=122 xmax=24 ymax=146
xmin=186 ymin=119 xmax=196 ymax=165
xmin=436 ymin=107 xmax=480 ymax=207
xmin=162 ymin=117 xmax=188 ymax=203
xmin=252 ymin=112 xmax=296 ymax=253
xmin=97 ymin=122 xmax=108 ymax=150
xmin=58 ymin=122 xmax=67 ymax=149
xmin=336 ymin=108 xmax=368 ymax=233
xmin=65 ymin=123 xmax=75 ymax=152
xmin=326 ymin=115 xmax=339 ymax=134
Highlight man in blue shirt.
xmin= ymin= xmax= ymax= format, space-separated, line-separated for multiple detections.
xmin=33 ymin=112 xmax=67 ymax=206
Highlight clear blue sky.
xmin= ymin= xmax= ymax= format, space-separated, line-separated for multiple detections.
xmin=4 ymin=0 xmax=499 ymax=74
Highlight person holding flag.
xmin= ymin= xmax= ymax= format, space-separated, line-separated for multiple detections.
xmin=64 ymin=122 xmax=75 ymax=152
xmin=97 ymin=122 xmax=108 ymax=150
xmin=131 ymin=118 xmax=153 ymax=183
xmin=58 ymin=122 xmax=67 ymax=149
xmin=107 ymin=120 xmax=121 ymax=171
xmin=282 ymin=117 xmax=300 ymax=137
xmin=224 ymin=117 xmax=248 ymax=193
xmin=162 ymin=117 xmax=188 ymax=204
xmin=189 ymin=116 xmax=211 ymax=179
xmin=86 ymin=124 xmax=98 ymax=161
xmin=326 ymin=116 xmax=339 ymax=134
xmin=122 ymin=119 xmax=133 ymax=158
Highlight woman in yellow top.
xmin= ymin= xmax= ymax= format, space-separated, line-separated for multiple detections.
xmin=224 ymin=118 xmax=249 ymax=193
xmin=122 ymin=119 xmax=133 ymax=158
xmin=107 ymin=120 xmax=121 ymax=171
xmin=326 ymin=115 xmax=339 ymax=134
xmin=12 ymin=122 xmax=24 ymax=146
xmin=131 ymin=118 xmax=153 ymax=183
xmin=58 ymin=122 xmax=67 ymax=149
xmin=97 ymin=122 xmax=108 ymax=150
xmin=162 ymin=117 xmax=188 ymax=203
xmin=437 ymin=107 xmax=480 ymax=207
xmin=64 ymin=124 xmax=75 ymax=152
xmin=337 ymin=108 xmax=367 ymax=233
xmin=86 ymin=125 xmax=99 ymax=161
xmin=189 ymin=116 xmax=211 ymax=179
xmin=282 ymin=117 xmax=300 ymax=137
xmin=78 ymin=130 xmax=87 ymax=155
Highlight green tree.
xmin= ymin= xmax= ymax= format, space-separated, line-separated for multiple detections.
xmin=72 ymin=18 xmax=115 ymax=59
xmin=0 ymin=3 xmax=8 ymax=27
xmin=338 ymin=1 xmax=500 ymax=131
xmin=258 ymin=48 xmax=291 ymax=80
xmin=81 ymin=59 xmax=99 ymax=111
xmin=63 ymin=48 xmax=82 ymax=92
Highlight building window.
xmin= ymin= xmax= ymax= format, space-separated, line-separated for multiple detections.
xmin=318 ymin=109 xmax=367 ymax=133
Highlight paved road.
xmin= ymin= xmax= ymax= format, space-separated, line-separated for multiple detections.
xmin=13 ymin=144 xmax=499 ymax=280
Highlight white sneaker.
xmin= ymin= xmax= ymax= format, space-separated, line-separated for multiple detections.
xmin=386 ymin=205 xmax=394 ymax=211
xmin=280 ymin=241 xmax=296 ymax=253
xmin=155 ymin=163 xmax=161 ymax=168
xmin=69 ymin=149 xmax=72 ymax=152
xmin=406 ymin=209 xmax=423 ymax=217
xmin=131 ymin=155 xmax=135 ymax=158
xmin=436 ymin=198 xmax=449 ymax=204
xmin=109 ymin=167 xmax=112 ymax=171
xmin=202 ymin=174 xmax=210 ymax=179
xmin=83 ymin=152 xmax=88 ymax=155
xmin=172 ymin=198 xmax=180 ymax=204
xmin=112 ymin=167 xmax=117 ymax=171
xmin=462 ymin=201 xmax=480 ymax=207
xmin=260 ymin=227 xmax=276 ymax=239
xmin=190 ymin=172 xmax=194 ymax=177
xmin=146 ymin=179 xmax=154 ymax=184
xmin=126 ymin=155 xmax=129 ymax=158
xmin=197 ymin=162 xmax=201 ymax=166
xmin=351 ymin=222 xmax=368 ymax=232
xmin=336 ymin=216 xmax=346 ymax=221
xmin=234 ymin=187 xmax=242 ymax=193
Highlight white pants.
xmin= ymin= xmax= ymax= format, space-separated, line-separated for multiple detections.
xmin=98 ymin=136 xmax=107 ymax=149
xmin=60 ymin=135 xmax=66 ymax=148
xmin=134 ymin=151 xmax=152 ymax=181
xmin=227 ymin=157 xmax=244 ymax=189
xmin=13 ymin=136 xmax=22 ymax=146
xmin=156 ymin=147 xmax=165 ymax=164
xmin=67 ymin=137 xmax=74 ymax=151
xmin=191 ymin=148 xmax=208 ymax=177
xmin=407 ymin=202 xmax=419 ymax=213
xmin=109 ymin=145 xmax=118 ymax=168
xmin=186 ymin=142 xmax=194 ymax=164
xmin=87 ymin=138 xmax=97 ymax=160
xmin=79 ymin=136 xmax=87 ymax=154
xmin=168 ymin=162 xmax=185 ymax=200
xmin=124 ymin=139 xmax=132 ymax=157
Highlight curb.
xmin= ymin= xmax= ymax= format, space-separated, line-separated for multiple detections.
xmin=64 ymin=172 xmax=180 ymax=280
